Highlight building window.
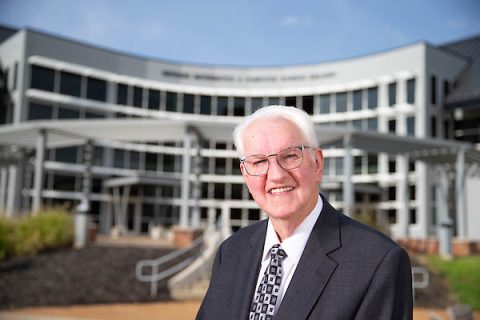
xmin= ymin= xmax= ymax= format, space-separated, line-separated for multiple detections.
xmin=148 ymin=89 xmax=160 ymax=110
xmin=166 ymin=92 xmax=177 ymax=112
xmin=113 ymin=149 xmax=126 ymax=168
xmin=407 ymin=78 xmax=416 ymax=104
xmin=388 ymin=186 xmax=396 ymax=201
xmin=133 ymin=86 xmax=143 ymax=108
xmin=388 ymin=158 xmax=396 ymax=173
xmin=336 ymin=92 xmax=347 ymax=113
xmin=12 ymin=62 xmax=18 ymax=90
xmin=388 ymin=119 xmax=396 ymax=133
xmin=388 ymin=209 xmax=397 ymax=224
xmin=367 ymin=118 xmax=378 ymax=131
xmin=58 ymin=107 xmax=80 ymax=119
xmin=367 ymin=87 xmax=378 ymax=109
xmin=285 ymin=96 xmax=297 ymax=107
xmin=268 ymin=97 xmax=280 ymax=105
xmin=129 ymin=151 xmax=140 ymax=170
xmin=323 ymin=157 xmax=330 ymax=176
xmin=55 ymin=146 xmax=78 ymax=163
xmin=117 ymin=83 xmax=128 ymax=105
xmin=406 ymin=116 xmax=415 ymax=136
xmin=183 ymin=94 xmax=195 ymax=113
xmin=251 ymin=97 xmax=263 ymax=113
xmin=319 ymin=94 xmax=330 ymax=114
xmin=388 ymin=82 xmax=396 ymax=106
xmin=431 ymin=116 xmax=437 ymax=138
xmin=443 ymin=80 xmax=450 ymax=99
xmin=410 ymin=209 xmax=417 ymax=224
xmin=353 ymin=90 xmax=362 ymax=111
xmin=367 ymin=154 xmax=378 ymax=173
xmin=30 ymin=65 xmax=55 ymax=92
xmin=302 ymin=96 xmax=314 ymax=115
xmin=85 ymin=111 xmax=105 ymax=118
xmin=60 ymin=71 xmax=81 ymax=97
xmin=354 ymin=156 xmax=363 ymax=174
xmin=233 ymin=97 xmax=245 ymax=116
xmin=431 ymin=75 xmax=437 ymax=105
xmin=410 ymin=185 xmax=416 ymax=200
xmin=145 ymin=153 xmax=158 ymax=171
xmin=200 ymin=95 xmax=212 ymax=115
xmin=352 ymin=119 xmax=362 ymax=130
xmin=217 ymin=96 xmax=229 ymax=116
xmin=86 ymin=76 xmax=107 ymax=102
xmin=28 ymin=103 xmax=53 ymax=120
xmin=52 ymin=174 xmax=77 ymax=191
xmin=335 ymin=157 xmax=344 ymax=176
xmin=163 ymin=154 xmax=176 ymax=172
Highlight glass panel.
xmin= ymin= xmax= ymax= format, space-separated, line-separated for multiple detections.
xmin=93 ymin=146 xmax=104 ymax=166
xmin=352 ymin=119 xmax=362 ymax=130
xmin=28 ymin=103 xmax=53 ymax=120
xmin=117 ymin=83 xmax=128 ymax=105
xmin=31 ymin=65 xmax=54 ymax=91
xmin=407 ymin=78 xmax=415 ymax=104
xmin=302 ymin=96 xmax=314 ymax=115
xmin=319 ymin=94 xmax=330 ymax=114
xmin=55 ymin=146 xmax=78 ymax=163
xmin=388 ymin=119 xmax=396 ymax=133
xmin=148 ymin=89 xmax=160 ymax=110
xmin=251 ymin=97 xmax=263 ymax=113
xmin=335 ymin=157 xmax=343 ymax=176
xmin=133 ymin=86 xmax=143 ymax=107
xmin=388 ymin=82 xmax=396 ymax=106
xmin=86 ymin=76 xmax=107 ymax=101
xmin=163 ymin=154 xmax=175 ymax=172
xmin=58 ymin=107 xmax=80 ymax=119
xmin=367 ymin=87 xmax=378 ymax=109
xmin=268 ymin=97 xmax=280 ymax=105
xmin=431 ymin=75 xmax=437 ymax=105
xmin=233 ymin=97 xmax=245 ymax=116
xmin=367 ymin=118 xmax=377 ymax=131
xmin=129 ymin=151 xmax=140 ymax=169
xmin=60 ymin=71 xmax=81 ymax=97
xmin=145 ymin=153 xmax=158 ymax=171
xmin=336 ymin=92 xmax=347 ymax=113
xmin=285 ymin=96 xmax=297 ymax=107
xmin=52 ymin=174 xmax=77 ymax=191
xmin=367 ymin=154 xmax=378 ymax=173
xmin=85 ymin=111 xmax=105 ymax=118
xmin=354 ymin=156 xmax=363 ymax=174
xmin=166 ymin=92 xmax=177 ymax=111
xmin=217 ymin=96 xmax=229 ymax=116
xmin=200 ymin=95 xmax=211 ymax=115
xmin=353 ymin=90 xmax=362 ymax=111
xmin=407 ymin=116 xmax=415 ymax=136
xmin=113 ymin=149 xmax=125 ymax=168
xmin=183 ymin=94 xmax=195 ymax=113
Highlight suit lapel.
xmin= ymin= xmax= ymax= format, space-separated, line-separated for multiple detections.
xmin=275 ymin=198 xmax=342 ymax=320
xmin=231 ymin=220 xmax=267 ymax=320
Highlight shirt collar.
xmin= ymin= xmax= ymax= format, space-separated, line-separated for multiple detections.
xmin=261 ymin=194 xmax=323 ymax=264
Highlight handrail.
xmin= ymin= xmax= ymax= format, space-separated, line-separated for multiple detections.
xmin=135 ymin=235 xmax=204 ymax=297
xmin=168 ymin=230 xmax=222 ymax=299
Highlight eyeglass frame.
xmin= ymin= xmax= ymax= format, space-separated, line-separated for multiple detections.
xmin=240 ymin=145 xmax=312 ymax=176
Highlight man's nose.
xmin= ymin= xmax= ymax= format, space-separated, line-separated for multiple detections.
xmin=266 ymin=156 xmax=288 ymax=179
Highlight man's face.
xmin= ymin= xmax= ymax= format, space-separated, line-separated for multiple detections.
xmin=240 ymin=117 xmax=323 ymax=224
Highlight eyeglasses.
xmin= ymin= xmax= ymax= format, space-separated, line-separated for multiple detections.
xmin=240 ymin=145 xmax=311 ymax=176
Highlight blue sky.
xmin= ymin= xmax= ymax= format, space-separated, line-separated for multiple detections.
xmin=0 ymin=0 xmax=479 ymax=66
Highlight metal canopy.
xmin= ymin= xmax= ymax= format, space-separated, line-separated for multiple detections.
xmin=0 ymin=119 xmax=476 ymax=161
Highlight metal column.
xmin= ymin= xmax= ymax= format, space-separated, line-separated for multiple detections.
xmin=342 ymin=135 xmax=354 ymax=217
xmin=180 ymin=132 xmax=192 ymax=228
xmin=455 ymin=148 xmax=466 ymax=239
xmin=32 ymin=129 xmax=46 ymax=214
xmin=436 ymin=167 xmax=452 ymax=258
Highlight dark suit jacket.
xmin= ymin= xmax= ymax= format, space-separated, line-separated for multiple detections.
xmin=196 ymin=197 xmax=413 ymax=319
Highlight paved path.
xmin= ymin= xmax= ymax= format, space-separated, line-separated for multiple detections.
xmin=2 ymin=302 xmax=479 ymax=320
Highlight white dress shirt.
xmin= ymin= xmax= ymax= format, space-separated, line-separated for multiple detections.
xmin=252 ymin=194 xmax=323 ymax=315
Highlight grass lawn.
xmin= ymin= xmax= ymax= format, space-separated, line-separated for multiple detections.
xmin=427 ymin=255 xmax=480 ymax=310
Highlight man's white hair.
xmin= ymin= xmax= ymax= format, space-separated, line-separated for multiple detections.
xmin=233 ymin=105 xmax=319 ymax=158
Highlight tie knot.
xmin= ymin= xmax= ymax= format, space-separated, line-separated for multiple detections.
xmin=271 ymin=244 xmax=287 ymax=261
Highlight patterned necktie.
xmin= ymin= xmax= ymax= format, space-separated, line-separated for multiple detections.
xmin=249 ymin=244 xmax=288 ymax=320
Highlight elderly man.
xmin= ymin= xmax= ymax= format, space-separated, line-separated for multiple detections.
xmin=196 ymin=105 xmax=413 ymax=320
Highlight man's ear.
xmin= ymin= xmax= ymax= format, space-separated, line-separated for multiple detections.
xmin=314 ymin=148 xmax=324 ymax=183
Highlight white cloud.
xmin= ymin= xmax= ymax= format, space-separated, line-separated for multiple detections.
xmin=281 ymin=16 xmax=314 ymax=27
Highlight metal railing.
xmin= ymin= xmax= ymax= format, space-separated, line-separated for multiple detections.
xmin=135 ymin=235 xmax=204 ymax=297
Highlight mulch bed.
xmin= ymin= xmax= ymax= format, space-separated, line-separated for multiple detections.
xmin=0 ymin=245 xmax=174 ymax=309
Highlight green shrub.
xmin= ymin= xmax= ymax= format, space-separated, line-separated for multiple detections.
xmin=0 ymin=208 xmax=73 ymax=261
xmin=0 ymin=218 xmax=15 ymax=260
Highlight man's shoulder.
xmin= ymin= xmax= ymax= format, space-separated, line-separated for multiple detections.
xmin=220 ymin=219 xmax=267 ymax=250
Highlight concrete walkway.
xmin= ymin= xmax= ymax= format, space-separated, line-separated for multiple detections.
xmin=2 ymin=302 xmax=479 ymax=320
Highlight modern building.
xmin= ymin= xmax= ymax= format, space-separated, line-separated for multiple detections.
xmin=0 ymin=25 xmax=479 ymax=248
